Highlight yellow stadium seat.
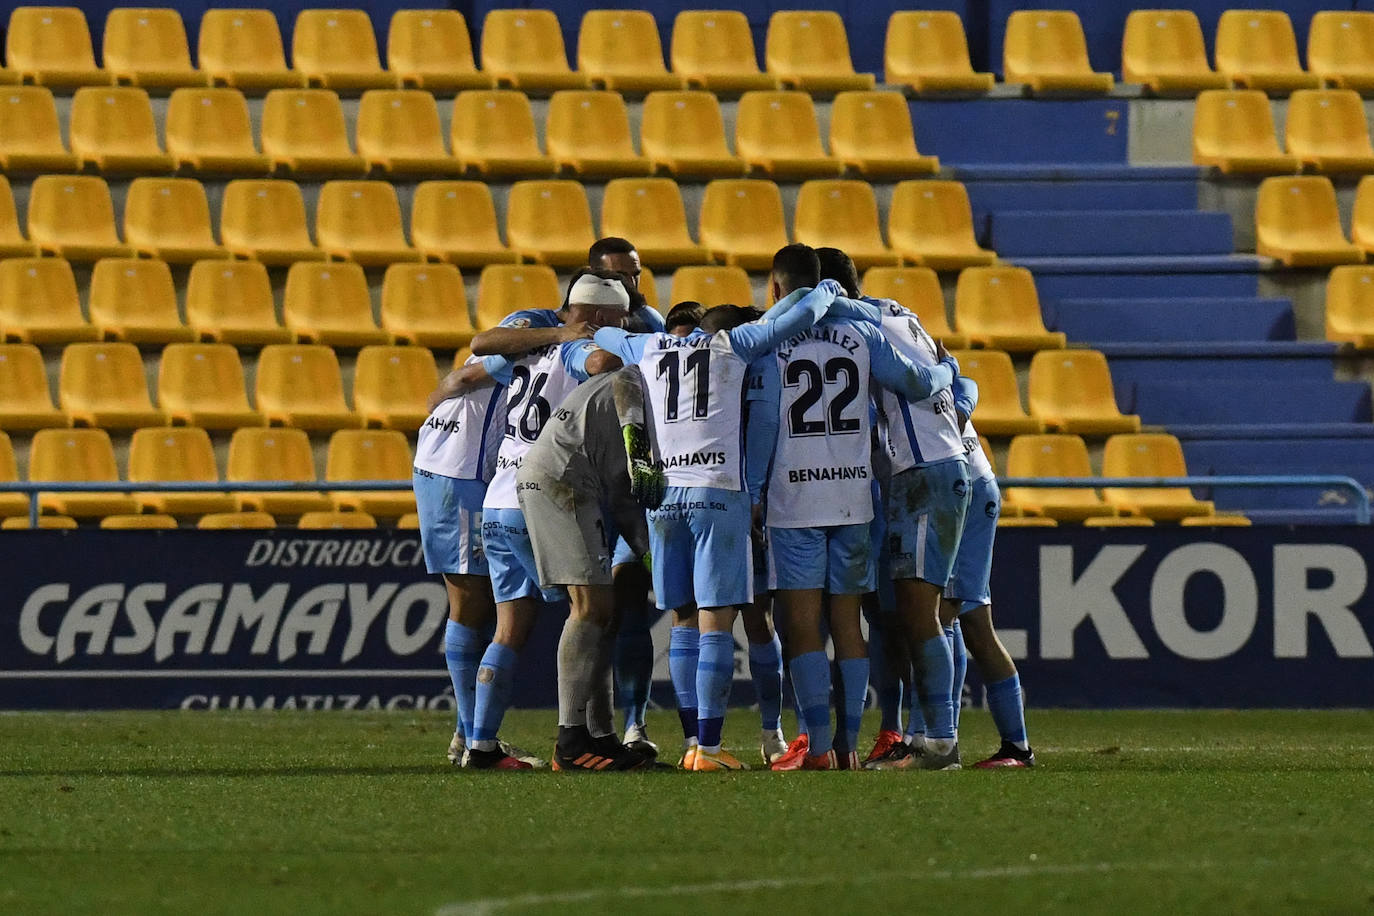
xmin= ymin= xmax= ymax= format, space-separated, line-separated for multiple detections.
xmin=410 ymin=180 xmax=518 ymax=267
xmin=860 ymin=267 xmax=967 ymax=348
xmin=261 ymin=89 xmax=366 ymax=177
xmin=996 ymin=515 xmax=1057 ymax=528
xmin=397 ymin=512 xmax=420 ymax=529
xmin=185 ymin=260 xmax=292 ymax=346
xmin=1028 ymin=349 xmax=1140 ymax=435
xmin=639 ymin=91 xmax=744 ymax=178
xmin=6 ymin=6 xmax=109 ymax=88
xmin=101 ymin=513 xmax=177 ymax=529
xmin=949 ymin=349 xmax=1042 ymax=435
xmin=220 ymin=179 xmax=324 ymax=264
xmin=255 ymin=344 xmax=361 ymax=430
xmin=1181 ymin=513 xmax=1252 ymax=527
xmin=670 ymin=10 xmax=777 ymax=92
xmin=829 ymin=91 xmax=938 ymax=179
xmin=600 ymin=178 xmax=709 ymax=267
xmin=102 ymin=7 xmax=201 ymax=89
xmin=1191 ymin=90 xmax=1300 ymax=174
xmin=1083 ymin=516 xmax=1155 ymax=528
xmin=1255 ymin=176 xmax=1364 ymax=267
xmin=639 ymin=265 xmax=662 ymax=314
xmin=450 ymin=90 xmax=557 ymax=177
xmin=579 ymin=9 xmax=683 ymax=92
xmin=122 ymin=177 xmax=225 ymax=263
xmin=505 ymin=180 xmax=596 ymax=267
xmin=888 ymin=180 xmax=996 ymax=270
xmin=0 ymin=175 xmax=37 ymax=257
xmin=884 ymin=11 xmax=993 ymax=94
xmin=314 ymin=180 xmax=420 ymax=266
xmin=226 ymin=427 xmax=332 ymax=515
xmin=1005 ymin=434 xmax=1115 ymax=521
xmin=0 ymin=86 xmax=79 ymax=172
xmin=1102 ymin=432 xmax=1215 ymax=521
xmin=381 ymin=262 xmax=476 ymax=348
xmin=128 ymin=426 xmax=236 ymax=516
xmin=88 ymin=258 xmax=194 ymax=344
xmin=387 ymin=9 xmax=490 ymax=92
xmin=1003 ymin=10 xmax=1113 ymax=94
xmin=1285 ymin=89 xmax=1374 ymax=173
xmin=955 ymin=266 xmax=1066 ymax=352
xmin=475 ymin=264 xmax=560 ymax=329
xmin=356 ymin=89 xmax=461 ymax=176
xmin=480 ymin=9 xmax=587 ymax=91
xmin=670 ymin=265 xmax=754 ymax=308
xmin=546 ymin=90 xmax=653 ymax=178
xmin=353 ymin=345 xmax=437 ymax=431
xmin=1121 ymin=9 xmax=1228 ymax=94
xmin=27 ymin=175 xmax=131 ymax=261
xmin=794 ymin=180 xmax=898 ymax=270
xmin=1324 ymin=262 xmax=1374 ymax=348
xmin=1 ymin=514 xmax=79 ymax=529
xmin=59 ymin=342 xmax=166 ymax=429
xmin=326 ymin=428 xmax=416 ymax=516
xmin=765 ymin=10 xmax=874 ymax=93
xmin=0 ymin=257 xmax=97 ymax=343
xmin=1308 ymin=11 xmax=1374 ymax=92
xmin=698 ymin=179 xmax=789 ymax=270
xmin=0 ymin=344 xmax=66 ymax=429
xmin=198 ymin=9 xmax=303 ymax=91
xmin=735 ymin=91 xmax=842 ymax=180
xmin=282 ymin=261 xmax=392 ymax=347
xmin=198 ymin=511 xmax=277 ymax=529
xmin=292 ymin=9 xmax=395 ymax=91
xmin=299 ymin=510 xmax=377 ymax=529
xmin=165 ymin=87 xmax=271 ymax=175
xmin=1 ymin=433 xmax=29 ymax=516
xmin=68 ymin=86 xmax=173 ymax=173
xmin=158 ymin=342 xmax=265 ymax=429
xmin=29 ymin=428 xmax=139 ymax=518
xmin=452 ymin=346 xmax=473 ymax=370
xmin=1215 ymin=10 xmax=1320 ymax=92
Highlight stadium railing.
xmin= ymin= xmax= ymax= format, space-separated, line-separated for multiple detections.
xmin=0 ymin=476 xmax=1368 ymax=528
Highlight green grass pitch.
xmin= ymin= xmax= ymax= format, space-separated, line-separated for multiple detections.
xmin=2 ymin=708 xmax=1373 ymax=915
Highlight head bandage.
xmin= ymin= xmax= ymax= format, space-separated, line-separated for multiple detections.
xmin=569 ymin=274 xmax=630 ymax=310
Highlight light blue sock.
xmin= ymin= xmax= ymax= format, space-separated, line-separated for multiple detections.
xmin=614 ymin=619 xmax=654 ymax=731
xmin=469 ymin=642 xmax=518 ymax=749
xmin=443 ymin=620 xmax=485 ymax=741
xmin=917 ymin=635 xmax=955 ymax=741
xmin=748 ymin=634 xmax=783 ymax=731
xmin=947 ymin=621 xmax=968 ymax=732
xmin=696 ymin=631 xmax=735 ymax=749
xmin=668 ymin=626 xmax=699 ymax=740
xmin=790 ymin=650 xmax=833 ymax=755
xmin=837 ymin=657 xmax=869 ymax=757
xmin=868 ymin=618 xmax=902 ymax=733
xmin=986 ymin=674 xmax=1029 ymax=747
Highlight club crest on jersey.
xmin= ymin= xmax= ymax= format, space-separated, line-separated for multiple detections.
xmin=506 ymin=317 xmax=532 ymax=328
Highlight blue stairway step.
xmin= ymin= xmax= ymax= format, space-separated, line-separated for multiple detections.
xmin=1228 ymin=508 xmax=1364 ymax=525
xmin=1032 ymin=271 xmax=1260 ymax=301
xmin=991 ymin=210 xmax=1233 ymax=257
xmin=951 ymin=164 xmax=1203 ymax=181
xmin=1183 ymin=438 xmax=1374 ymax=469
xmin=963 ymin=181 xmax=1198 ymax=238
xmin=1049 ymin=297 xmax=1296 ymax=343
xmin=1007 ymin=255 xmax=1262 ymax=274
xmin=1097 ymin=342 xmax=1335 ymax=358
xmin=1165 ymin=423 xmax=1374 ymax=439
xmin=1132 ymin=380 xmax=1372 ymax=427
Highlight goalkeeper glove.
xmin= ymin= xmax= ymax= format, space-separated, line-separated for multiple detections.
xmin=623 ymin=424 xmax=665 ymax=510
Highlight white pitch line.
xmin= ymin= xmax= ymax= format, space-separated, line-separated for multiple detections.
xmin=1040 ymin=745 xmax=1374 ymax=753
xmin=435 ymin=859 xmax=1222 ymax=916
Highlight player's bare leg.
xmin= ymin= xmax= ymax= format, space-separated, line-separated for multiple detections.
xmin=691 ymin=605 xmax=748 ymax=770
xmin=959 ymin=603 xmax=1035 ymax=768
xmin=742 ymin=596 xmax=787 ymax=763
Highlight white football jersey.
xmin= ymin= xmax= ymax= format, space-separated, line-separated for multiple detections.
xmin=412 ymin=358 xmax=507 ymax=482
xmin=636 ymin=331 xmax=750 ymax=491
xmin=767 ymin=320 xmax=876 ymax=528
xmin=962 ymin=418 xmax=995 ymax=481
xmin=483 ymin=342 xmax=589 ymax=511
xmin=875 ymin=300 xmax=965 ymax=474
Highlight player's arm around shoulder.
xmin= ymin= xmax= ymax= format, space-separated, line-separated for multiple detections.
xmin=470 ymin=309 xmax=591 ymax=356
xmin=729 ymin=279 xmax=843 ymax=361
xmin=425 ymin=360 xmax=496 ymax=413
xmin=864 ymin=322 xmax=958 ymax=401
xmin=561 ymin=339 xmax=622 ymax=381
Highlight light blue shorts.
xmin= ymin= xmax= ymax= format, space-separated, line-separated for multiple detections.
xmin=946 ymin=474 xmax=999 ymax=612
xmin=647 ymin=486 xmax=752 ymax=611
xmin=612 ymin=534 xmax=641 ymax=568
xmin=768 ymin=522 xmax=876 ymax=595
xmin=886 ymin=457 xmax=972 ymax=588
xmin=481 ymin=506 xmax=565 ymax=605
xmin=870 ymin=476 xmax=896 ymax=613
xmin=413 ymin=470 xmax=488 ymax=576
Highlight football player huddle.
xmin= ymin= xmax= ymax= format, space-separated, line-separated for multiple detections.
xmin=415 ymin=237 xmax=1034 ymax=772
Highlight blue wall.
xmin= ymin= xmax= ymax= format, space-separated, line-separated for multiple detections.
xmin=0 ymin=1 xmax=1362 ymax=77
